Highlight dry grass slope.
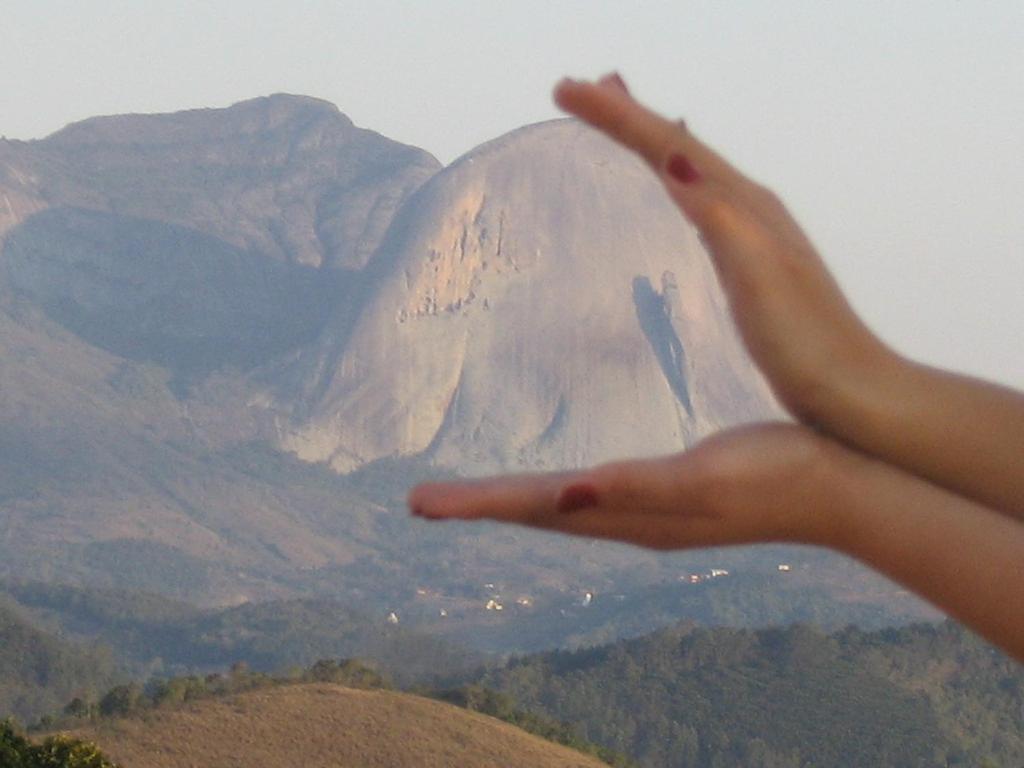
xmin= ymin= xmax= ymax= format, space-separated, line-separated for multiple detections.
xmin=67 ymin=683 xmax=608 ymax=768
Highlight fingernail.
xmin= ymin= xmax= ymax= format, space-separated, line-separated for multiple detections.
xmin=598 ymin=72 xmax=630 ymax=95
xmin=666 ymin=153 xmax=701 ymax=184
xmin=556 ymin=484 xmax=599 ymax=514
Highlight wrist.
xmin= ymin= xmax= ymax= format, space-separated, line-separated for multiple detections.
xmin=805 ymin=332 xmax=910 ymax=438
xmin=792 ymin=435 xmax=865 ymax=552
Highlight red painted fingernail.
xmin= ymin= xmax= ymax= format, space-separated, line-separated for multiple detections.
xmin=666 ymin=153 xmax=701 ymax=184
xmin=556 ymin=484 xmax=599 ymax=514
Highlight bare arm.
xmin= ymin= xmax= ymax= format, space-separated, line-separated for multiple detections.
xmin=410 ymin=423 xmax=1024 ymax=661
xmin=552 ymin=76 xmax=1024 ymax=518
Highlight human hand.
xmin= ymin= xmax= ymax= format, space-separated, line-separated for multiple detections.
xmin=556 ymin=73 xmax=894 ymax=422
xmin=410 ymin=423 xmax=845 ymax=551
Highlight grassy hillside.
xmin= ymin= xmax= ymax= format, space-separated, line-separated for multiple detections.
xmin=65 ymin=683 xmax=613 ymax=768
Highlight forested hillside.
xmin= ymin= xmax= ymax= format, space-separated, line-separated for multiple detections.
xmin=0 ymin=599 xmax=117 ymax=725
xmin=1 ymin=581 xmax=484 ymax=690
xmin=476 ymin=621 xmax=1024 ymax=767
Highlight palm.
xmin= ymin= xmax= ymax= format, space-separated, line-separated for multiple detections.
xmin=410 ymin=423 xmax=834 ymax=551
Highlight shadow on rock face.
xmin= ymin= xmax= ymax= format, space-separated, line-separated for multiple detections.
xmin=3 ymin=206 xmax=351 ymax=378
xmin=632 ymin=275 xmax=693 ymax=416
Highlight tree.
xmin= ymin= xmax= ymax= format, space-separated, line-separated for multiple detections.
xmin=0 ymin=720 xmax=119 ymax=768
xmin=1 ymin=718 xmax=31 ymax=768
xmin=30 ymin=734 xmax=118 ymax=768
xmin=97 ymin=684 xmax=143 ymax=718
xmin=62 ymin=699 xmax=90 ymax=720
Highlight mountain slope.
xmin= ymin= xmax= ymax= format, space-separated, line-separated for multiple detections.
xmin=1 ymin=94 xmax=439 ymax=377
xmin=0 ymin=96 xmax=444 ymax=604
xmin=68 ymin=684 xmax=612 ymax=768
xmin=1 ymin=580 xmax=485 ymax=687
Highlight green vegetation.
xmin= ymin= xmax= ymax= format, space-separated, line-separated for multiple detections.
xmin=0 ymin=599 xmax=117 ymax=726
xmin=435 ymin=685 xmax=637 ymax=767
xmin=474 ymin=621 xmax=1024 ymax=767
xmin=1 ymin=720 xmax=118 ymax=768
xmin=38 ymin=658 xmax=391 ymax=731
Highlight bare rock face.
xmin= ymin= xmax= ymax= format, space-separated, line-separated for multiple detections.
xmin=280 ymin=120 xmax=780 ymax=472
xmin=0 ymin=142 xmax=49 ymax=241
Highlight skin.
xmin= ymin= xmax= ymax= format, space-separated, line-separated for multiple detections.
xmin=408 ymin=74 xmax=1024 ymax=661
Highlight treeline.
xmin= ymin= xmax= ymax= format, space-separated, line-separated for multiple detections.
xmin=474 ymin=621 xmax=1023 ymax=768
xmin=34 ymin=658 xmax=390 ymax=732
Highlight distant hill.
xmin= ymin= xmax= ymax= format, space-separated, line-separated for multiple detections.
xmin=65 ymin=683 xmax=613 ymax=768
xmin=0 ymin=580 xmax=485 ymax=689
xmin=475 ymin=621 xmax=1024 ymax=768
xmin=0 ymin=598 xmax=117 ymax=724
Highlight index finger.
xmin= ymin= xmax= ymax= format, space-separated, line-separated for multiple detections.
xmin=408 ymin=471 xmax=576 ymax=523
xmin=553 ymin=78 xmax=742 ymax=185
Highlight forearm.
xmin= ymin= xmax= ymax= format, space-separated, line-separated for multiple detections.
xmin=826 ymin=443 xmax=1024 ymax=661
xmin=812 ymin=346 xmax=1024 ymax=519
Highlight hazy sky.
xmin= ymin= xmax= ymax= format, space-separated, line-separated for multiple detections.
xmin=3 ymin=1 xmax=1022 ymax=386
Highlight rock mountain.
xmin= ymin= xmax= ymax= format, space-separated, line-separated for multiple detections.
xmin=0 ymin=95 xmax=919 ymax=634
xmin=1 ymin=94 xmax=775 ymax=478
xmin=278 ymin=119 xmax=777 ymax=473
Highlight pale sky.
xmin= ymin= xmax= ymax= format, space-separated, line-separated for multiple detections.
xmin=3 ymin=0 xmax=1022 ymax=387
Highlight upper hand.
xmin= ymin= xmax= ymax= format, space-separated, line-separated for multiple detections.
xmin=555 ymin=74 xmax=894 ymax=422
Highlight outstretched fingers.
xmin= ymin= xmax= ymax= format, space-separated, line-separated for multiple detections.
xmin=408 ymin=452 xmax=723 ymax=549
xmin=553 ymin=76 xmax=794 ymax=280
xmin=553 ymin=77 xmax=740 ymax=185
xmin=408 ymin=470 xmax=574 ymax=523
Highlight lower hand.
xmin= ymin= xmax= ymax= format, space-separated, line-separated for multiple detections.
xmin=410 ymin=423 xmax=844 ymax=551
